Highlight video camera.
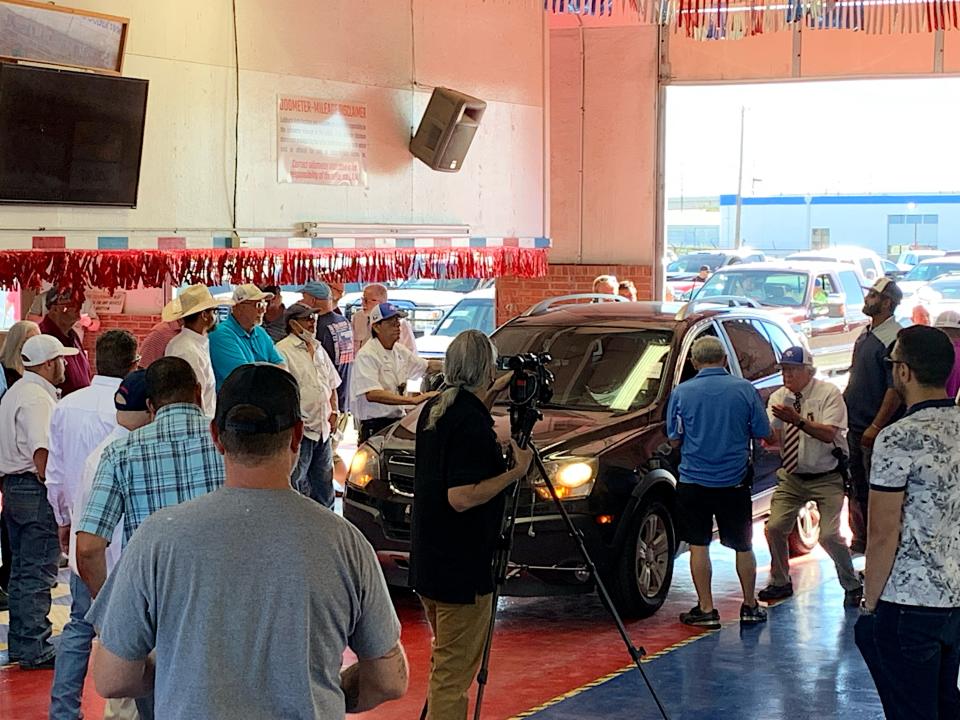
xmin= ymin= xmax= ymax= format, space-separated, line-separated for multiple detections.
xmin=497 ymin=352 xmax=554 ymax=407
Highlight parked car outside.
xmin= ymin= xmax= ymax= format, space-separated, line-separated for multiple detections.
xmin=344 ymin=298 xmax=820 ymax=619
xmin=690 ymin=261 xmax=868 ymax=373
xmin=881 ymin=259 xmax=905 ymax=280
xmin=786 ymin=246 xmax=885 ymax=285
xmin=896 ymin=249 xmax=944 ymax=272
xmin=414 ymin=288 xmax=495 ymax=359
xmin=667 ymin=248 xmax=767 ymax=300
xmin=895 ymin=275 xmax=960 ymax=326
xmin=895 ymin=257 xmax=960 ymax=301
xmin=342 ymin=278 xmax=495 ymax=336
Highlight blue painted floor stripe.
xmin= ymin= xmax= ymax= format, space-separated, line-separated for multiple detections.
xmin=526 ymin=569 xmax=883 ymax=719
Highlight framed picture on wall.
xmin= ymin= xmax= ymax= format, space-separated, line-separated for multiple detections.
xmin=0 ymin=0 xmax=129 ymax=75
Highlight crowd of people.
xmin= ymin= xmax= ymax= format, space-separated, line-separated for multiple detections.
xmin=1 ymin=273 xmax=959 ymax=719
xmin=0 ymin=281 xmax=432 ymax=718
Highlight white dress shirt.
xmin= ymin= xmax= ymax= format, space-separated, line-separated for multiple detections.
xmin=166 ymin=327 xmax=217 ymax=417
xmin=768 ymin=377 xmax=849 ymax=475
xmin=352 ymin=309 xmax=417 ymax=354
xmin=69 ymin=425 xmax=127 ymax=575
xmin=45 ymin=375 xmax=122 ymax=526
xmin=350 ymin=338 xmax=428 ymax=421
xmin=0 ymin=371 xmax=58 ymax=476
xmin=276 ymin=334 xmax=342 ymax=442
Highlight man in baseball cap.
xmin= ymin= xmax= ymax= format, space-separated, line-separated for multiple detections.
xmin=88 ymin=362 xmax=407 ymax=716
xmin=760 ymin=345 xmax=861 ymax=607
xmin=37 ymin=290 xmax=90 ymax=397
xmin=292 ymin=281 xmax=355 ymax=415
xmin=0 ymin=335 xmax=80 ymax=668
xmin=208 ymin=284 xmax=284 ymax=390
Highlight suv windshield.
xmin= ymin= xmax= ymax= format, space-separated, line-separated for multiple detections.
xmin=492 ymin=325 xmax=673 ymax=412
xmin=433 ymin=299 xmax=494 ymax=337
xmin=904 ymin=262 xmax=960 ymax=282
xmin=694 ymin=270 xmax=809 ymax=307
xmin=668 ymin=254 xmax=726 ymax=273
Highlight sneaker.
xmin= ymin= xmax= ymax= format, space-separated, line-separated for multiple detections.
xmin=679 ymin=605 xmax=721 ymax=630
xmin=844 ymin=585 xmax=864 ymax=608
xmin=757 ymin=583 xmax=794 ymax=602
xmin=20 ymin=655 xmax=56 ymax=671
xmin=740 ymin=603 xmax=768 ymax=624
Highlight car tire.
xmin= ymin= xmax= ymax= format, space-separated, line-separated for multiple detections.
xmin=610 ymin=500 xmax=676 ymax=619
xmin=787 ymin=500 xmax=821 ymax=557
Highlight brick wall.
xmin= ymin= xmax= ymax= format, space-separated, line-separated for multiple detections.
xmin=496 ymin=263 xmax=653 ymax=325
xmin=81 ymin=313 xmax=162 ymax=373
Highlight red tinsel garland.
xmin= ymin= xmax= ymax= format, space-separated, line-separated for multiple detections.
xmin=0 ymin=247 xmax=549 ymax=293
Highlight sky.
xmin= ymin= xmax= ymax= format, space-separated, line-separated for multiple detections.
xmin=665 ymin=78 xmax=960 ymax=199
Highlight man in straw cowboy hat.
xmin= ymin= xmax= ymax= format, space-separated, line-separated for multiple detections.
xmin=163 ymin=284 xmax=222 ymax=417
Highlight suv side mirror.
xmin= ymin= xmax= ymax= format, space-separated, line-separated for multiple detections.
xmin=826 ymin=293 xmax=846 ymax=318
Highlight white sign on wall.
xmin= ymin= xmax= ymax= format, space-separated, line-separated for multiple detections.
xmin=85 ymin=288 xmax=126 ymax=314
xmin=277 ymin=95 xmax=368 ymax=187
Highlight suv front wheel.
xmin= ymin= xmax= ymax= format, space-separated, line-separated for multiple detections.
xmin=610 ymin=500 xmax=676 ymax=618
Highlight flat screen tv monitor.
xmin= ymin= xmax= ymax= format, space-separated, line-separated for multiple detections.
xmin=0 ymin=63 xmax=148 ymax=207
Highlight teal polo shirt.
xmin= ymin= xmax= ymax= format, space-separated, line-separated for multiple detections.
xmin=208 ymin=314 xmax=284 ymax=389
xmin=666 ymin=367 xmax=770 ymax=488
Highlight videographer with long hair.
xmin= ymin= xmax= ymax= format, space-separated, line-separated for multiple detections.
xmin=410 ymin=330 xmax=532 ymax=720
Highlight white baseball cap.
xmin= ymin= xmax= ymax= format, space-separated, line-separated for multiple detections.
xmin=935 ymin=310 xmax=960 ymax=329
xmin=21 ymin=335 xmax=80 ymax=367
xmin=232 ymin=284 xmax=273 ymax=303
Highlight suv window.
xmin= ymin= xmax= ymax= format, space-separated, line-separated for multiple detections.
xmin=721 ymin=319 xmax=778 ymax=381
xmin=492 ymin=325 xmax=673 ymax=412
xmin=696 ymin=270 xmax=809 ymax=307
xmin=757 ymin=319 xmax=794 ymax=359
xmin=858 ymin=258 xmax=875 ymax=277
xmin=838 ymin=271 xmax=864 ymax=305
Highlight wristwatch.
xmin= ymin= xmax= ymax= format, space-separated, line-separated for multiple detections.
xmin=795 ymin=420 xmax=806 ymax=430
xmin=859 ymin=597 xmax=875 ymax=615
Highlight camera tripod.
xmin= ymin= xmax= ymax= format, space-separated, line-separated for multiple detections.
xmin=471 ymin=400 xmax=671 ymax=720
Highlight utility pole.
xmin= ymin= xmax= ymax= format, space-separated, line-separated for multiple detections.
xmin=733 ymin=105 xmax=745 ymax=249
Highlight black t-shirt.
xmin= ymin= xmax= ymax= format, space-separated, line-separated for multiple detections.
xmin=410 ymin=390 xmax=507 ymax=604
xmin=314 ymin=309 xmax=354 ymax=410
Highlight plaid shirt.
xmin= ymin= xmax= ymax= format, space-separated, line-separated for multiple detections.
xmin=77 ymin=403 xmax=224 ymax=545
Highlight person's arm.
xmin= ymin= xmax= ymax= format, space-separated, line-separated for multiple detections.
xmin=769 ymin=404 xmax=839 ymax=444
xmin=481 ymin=372 xmax=513 ymax=409
xmin=863 ymin=489 xmax=904 ymax=611
xmin=665 ymin=390 xmax=683 ymax=449
xmin=34 ymin=448 xmax=49 ymax=482
xmin=91 ymin=641 xmax=155 ymax=698
xmin=862 ymin=388 xmax=902 ymax=449
xmin=264 ymin=330 xmax=286 ymax=365
xmin=364 ymin=389 xmax=437 ymax=406
xmin=341 ymin=641 xmax=408 ymax=713
xmin=44 ymin=409 xmax=72 ymax=524
xmin=76 ymin=532 xmax=109 ymax=597
xmin=448 ymin=440 xmax=533 ymax=513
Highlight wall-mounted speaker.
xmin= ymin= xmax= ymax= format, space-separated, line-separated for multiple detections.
xmin=409 ymin=87 xmax=486 ymax=173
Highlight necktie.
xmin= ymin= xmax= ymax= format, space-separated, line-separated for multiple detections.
xmin=782 ymin=392 xmax=803 ymax=474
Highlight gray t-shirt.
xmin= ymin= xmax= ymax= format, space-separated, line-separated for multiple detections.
xmin=87 ymin=487 xmax=400 ymax=719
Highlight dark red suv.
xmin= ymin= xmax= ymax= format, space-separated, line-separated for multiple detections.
xmin=344 ymin=298 xmax=821 ymax=618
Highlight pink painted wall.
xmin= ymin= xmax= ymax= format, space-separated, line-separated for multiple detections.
xmin=550 ymin=24 xmax=660 ymax=264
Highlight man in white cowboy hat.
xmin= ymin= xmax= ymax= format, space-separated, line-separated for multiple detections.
xmin=0 ymin=334 xmax=78 ymax=670
xmin=164 ymin=284 xmax=222 ymax=417
xmin=208 ymin=284 xmax=285 ymax=390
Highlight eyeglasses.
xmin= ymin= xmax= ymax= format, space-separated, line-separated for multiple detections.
xmin=884 ymin=357 xmax=910 ymax=369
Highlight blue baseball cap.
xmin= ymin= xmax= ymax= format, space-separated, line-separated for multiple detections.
xmin=369 ymin=302 xmax=407 ymax=324
xmin=298 ymin=281 xmax=331 ymax=300
xmin=115 ymin=370 xmax=149 ymax=411
xmin=779 ymin=346 xmax=814 ymax=367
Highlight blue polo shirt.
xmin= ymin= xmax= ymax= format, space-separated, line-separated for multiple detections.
xmin=666 ymin=367 xmax=770 ymax=488
xmin=208 ymin=313 xmax=285 ymax=389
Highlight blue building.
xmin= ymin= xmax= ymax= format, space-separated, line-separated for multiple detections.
xmin=713 ymin=192 xmax=960 ymax=258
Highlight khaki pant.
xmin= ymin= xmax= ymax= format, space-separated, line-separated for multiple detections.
xmin=420 ymin=593 xmax=493 ymax=720
xmin=765 ymin=469 xmax=860 ymax=591
xmin=104 ymin=698 xmax=139 ymax=719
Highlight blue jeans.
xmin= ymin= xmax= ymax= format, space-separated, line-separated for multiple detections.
xmin=49 ymin=573 xmax=94 ymax=719
xmin=856 ymin=600 xmax=960 ymax=719
xmin=1 ymin=473 xmax=59 ymax=664
xmin=292 ymin=436 xmax=334 ymax=508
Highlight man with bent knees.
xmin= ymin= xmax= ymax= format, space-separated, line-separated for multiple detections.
xmin=758 ymin=346 xmax=862 ymax=607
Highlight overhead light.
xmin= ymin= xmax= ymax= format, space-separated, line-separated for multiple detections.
xmin=298 ymin=222 xmax=470 ymax=238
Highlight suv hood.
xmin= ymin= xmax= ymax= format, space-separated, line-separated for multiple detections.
xmin=386 ymin=403 xmax=655 ymax=458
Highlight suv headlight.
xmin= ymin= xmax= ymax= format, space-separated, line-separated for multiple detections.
xmin=533 ymin=458 xmax=599 ymax=501
xmin=347 ymin=446 xmax=380 ymax=490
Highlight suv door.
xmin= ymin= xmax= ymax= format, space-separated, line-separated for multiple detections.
xmin=807 ymin=272 xmax=850 ymax=365
xmin=716 ymin=317 xmax=783 ymax=499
